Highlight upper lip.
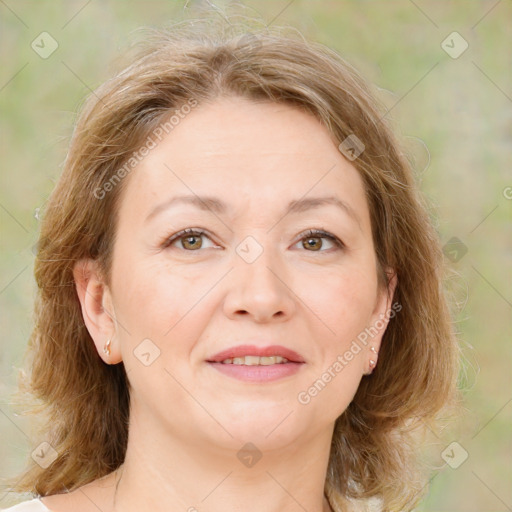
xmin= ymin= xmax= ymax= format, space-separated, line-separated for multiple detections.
xmin=207 ymin=344 xmax=305 ymax=363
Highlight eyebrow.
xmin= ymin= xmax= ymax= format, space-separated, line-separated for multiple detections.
xmin=145 ymin=194 xmax=361 ymax=228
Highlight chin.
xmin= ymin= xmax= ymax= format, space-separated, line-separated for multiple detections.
xmin=215 ymin=410 xmax=304 ymax=447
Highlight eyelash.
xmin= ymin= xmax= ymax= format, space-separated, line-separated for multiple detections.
xmin=162 ymin=228 xmax=345 ymax=252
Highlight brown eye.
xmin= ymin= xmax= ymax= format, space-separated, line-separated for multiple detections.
xmin=297 ymin=229 xmax=344 ymax=252
xmin=302 ymin=236 xmax=323 ymax=251
xmin=181 ymin=233 xmax=203 ymax=250
xmin=164 ymin=228 xmax=216 ymax=251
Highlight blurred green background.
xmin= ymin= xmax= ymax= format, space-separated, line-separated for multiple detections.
xmin=1 ymin=1 xmax=511 ymax=510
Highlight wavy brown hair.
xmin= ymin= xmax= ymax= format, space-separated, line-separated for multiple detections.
xmin=8 ymin=13 xmax=459 ymax=512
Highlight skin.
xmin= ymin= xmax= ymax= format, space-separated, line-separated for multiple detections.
xmin=43 ymin=96 xmax=396 ymax=512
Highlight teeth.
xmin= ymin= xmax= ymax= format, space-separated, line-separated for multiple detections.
xmin=220 ymin=355 xmax=290 ymax=365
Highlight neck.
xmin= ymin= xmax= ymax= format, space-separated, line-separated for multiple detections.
xmin=110 ymin=407 xmax=336 ymax=512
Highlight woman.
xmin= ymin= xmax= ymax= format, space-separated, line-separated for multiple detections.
xmin=3 ymin=14 xmax=459 ymax=512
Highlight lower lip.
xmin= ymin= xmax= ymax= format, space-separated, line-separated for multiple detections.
xmin=207 ymin=362 xmax=304 ymax=382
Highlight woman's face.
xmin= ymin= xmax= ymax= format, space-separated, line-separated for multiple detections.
xmin=91 ymin=96 xmax=395 ymax=451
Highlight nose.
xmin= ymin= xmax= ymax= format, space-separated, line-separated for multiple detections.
xmin=223 ymin=243 xmax=296 ymax=323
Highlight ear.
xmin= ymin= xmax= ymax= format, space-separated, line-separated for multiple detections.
xmin=73 ymin=259 xmax=123 ymax=364
xmin=365 ymin=267 xmax=398 ymax=372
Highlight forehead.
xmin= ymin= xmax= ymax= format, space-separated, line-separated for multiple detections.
xmin=118 ymin=96 xmax=370 ymax=229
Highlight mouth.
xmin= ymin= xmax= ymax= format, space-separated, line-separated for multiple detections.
xmin=215 ymin=355 xmax=291 ymax=365
xmin=206 ymin=344 xmax=305 ymax=382
xmin=207 ymin=344 xmax=305 ymax=363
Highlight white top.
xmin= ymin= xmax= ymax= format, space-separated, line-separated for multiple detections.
xmin=0 ymin=499 xmax=49 ymax=511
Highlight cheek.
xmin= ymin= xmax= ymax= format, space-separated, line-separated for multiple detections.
xmin=110 ymin=257 xmax=211 ymax=394
xmin=113 ymin=246 xmax=378 ymax=343
xmin=307 ymin=261 xmax=379 ymax=346
xmin=111 ymin=255 xmax=218 ymax=355
xmin=117 ymin=266 xmax=189 ymax=329
xmin=295 ymin=267 xmax=377 ymax=419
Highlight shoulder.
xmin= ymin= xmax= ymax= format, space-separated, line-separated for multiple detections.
xmin=0 ymin=498 xmax=49 ymax=511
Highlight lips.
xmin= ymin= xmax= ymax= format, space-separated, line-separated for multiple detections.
xmin=207 ymin=344 xmax=305 ymax=364
xmin=207 ymin=344 xmax=305 ymax=382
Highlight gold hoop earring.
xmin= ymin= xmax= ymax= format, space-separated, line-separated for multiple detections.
xmin=103 ymin=338 xmax=111 ymax=356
